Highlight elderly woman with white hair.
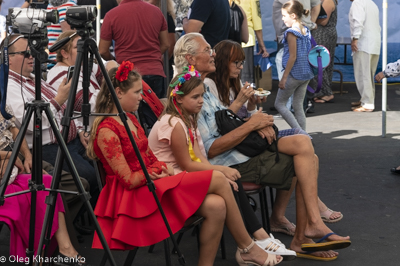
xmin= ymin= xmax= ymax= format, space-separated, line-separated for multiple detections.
xmin=173 ymin=33 xmax=351 ymax=261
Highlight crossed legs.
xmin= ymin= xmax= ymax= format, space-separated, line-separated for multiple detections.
xmin=195 ymin=171 xmax=278 ymax=266
xmin=275 ymin=135 xmax=350 ymax=243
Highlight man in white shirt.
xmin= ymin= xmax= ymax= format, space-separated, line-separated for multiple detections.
xmin=5 ymin=34 xmax=98 ymax=199
xmin=349 ymin=0 xmax=381 ymax=112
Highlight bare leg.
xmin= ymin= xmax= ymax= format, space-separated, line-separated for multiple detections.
xmin=270 ymin=178 xmax=297 ymax=235
xmin=252 ymin=228 xmax=270 ymax=240
xmin=195 ymin=194 xmax=226 ymax=266
xmin=55 ymin=212 xmax=79 ymax=257
xmin=277 ymin=135 xmax=349 ymax=241
xmin=290 ymin=184 xmax=338 ymax=259
xmin=206 ymin=171 xmax=276 ymax=265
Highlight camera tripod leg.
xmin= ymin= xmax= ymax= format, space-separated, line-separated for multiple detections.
xmin=34 ymin=105 xmax=117 ymax=266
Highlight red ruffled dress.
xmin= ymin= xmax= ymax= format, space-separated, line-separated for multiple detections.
xmin=92 ymin=113 xmax=212 ymax=250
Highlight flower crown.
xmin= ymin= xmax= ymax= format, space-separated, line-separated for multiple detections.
xmin=169 ymin=65 xmax=201 ymax=97
xmin=116 ymin=61 xmax=134 ymax=82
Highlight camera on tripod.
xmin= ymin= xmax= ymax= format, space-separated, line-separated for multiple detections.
xmin=65 ymin=6 xmax=97 ymax=30
xmin=7 ymin=8 xmax=58 ymax=34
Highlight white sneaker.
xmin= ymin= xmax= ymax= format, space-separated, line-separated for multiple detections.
xmin=255 ymin=234 xmax=297 ymax=261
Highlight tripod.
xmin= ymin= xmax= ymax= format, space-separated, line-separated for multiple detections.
xmin=0 ymin=34 xmax=116 ymax=266
xmin=41 ymin=19 xmax=187 ymax=265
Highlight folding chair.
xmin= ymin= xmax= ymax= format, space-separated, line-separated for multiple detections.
xmin=241 ymin=182 xmax=274 ymax=233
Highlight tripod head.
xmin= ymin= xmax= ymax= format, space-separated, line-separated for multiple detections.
xmin=65 ymin=6 xmax=97 ymax=39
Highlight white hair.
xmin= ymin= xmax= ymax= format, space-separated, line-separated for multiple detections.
xmin=173 ymin=33 xmax=204 ymax=74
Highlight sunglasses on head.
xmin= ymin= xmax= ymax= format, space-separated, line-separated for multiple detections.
xmin=9 ymin=50 xmax=32 ymax=58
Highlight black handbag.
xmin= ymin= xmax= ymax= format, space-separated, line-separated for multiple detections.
xmin=215 ymin=109 xmax=279 ymax=159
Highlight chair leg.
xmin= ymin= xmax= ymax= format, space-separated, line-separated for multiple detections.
xmin=259 ymin=189 xmax=268 ymax=232
xmin=123 ymin=248 xmax=139 ymax=266
xmin=148 ymin=244 xmax=155 ymax=253
xmin=171 ymin=232 xmax=184 ymax=254
xmin=269 ymin=187 xmax=275 ymax=208
xmin=163 ymin=239 xmax=172 ymax=266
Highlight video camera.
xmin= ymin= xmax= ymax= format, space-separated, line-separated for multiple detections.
xmin=65 ymin=6 xmax=97 ymax=30
xmin=7 ymin=8 xmax=58 ymax=34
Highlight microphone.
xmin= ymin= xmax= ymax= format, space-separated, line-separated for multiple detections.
xmin=49 ymin=32 xmax=77 ymax=53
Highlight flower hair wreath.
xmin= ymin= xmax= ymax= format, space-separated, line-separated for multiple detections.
xmin=115 ymin=61 xmax=134 ymax=82
xmin=169 ymin=65 xmax=201 ymax=97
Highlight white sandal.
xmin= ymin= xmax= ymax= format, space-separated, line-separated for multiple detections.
xmin=236 ymin=240 xmax=282 ymax=266
xmin=255 ymin=234 xmax=296 ymax=261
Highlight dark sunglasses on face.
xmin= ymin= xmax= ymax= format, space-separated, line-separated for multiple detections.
xmin=9 ymin=50 xmax=32 ymax=58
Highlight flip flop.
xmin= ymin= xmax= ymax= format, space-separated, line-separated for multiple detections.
xmin=296 ymin=251 xmax=338 ymax=261
xmin=320 ymin=208 xmax=343 ymax=223
xmin=301 ymin=233 xmax=351 ymax=252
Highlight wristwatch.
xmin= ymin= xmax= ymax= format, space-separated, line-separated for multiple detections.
xmin=352 ymin=37 xmax=359 ymax=40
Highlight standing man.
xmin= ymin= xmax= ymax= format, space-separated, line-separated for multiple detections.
xmin=349 ymin=0 xmax=381 ymax=112
xmin=183 ymin=0 xmax=230 ymax=48
xmin=99 ymin=0 xmax=169 ymax=98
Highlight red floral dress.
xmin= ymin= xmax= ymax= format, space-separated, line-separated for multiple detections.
xmin=92 ymin=113 xmax=212 ymax=250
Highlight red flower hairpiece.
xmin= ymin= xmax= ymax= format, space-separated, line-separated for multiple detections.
xmin=116 ymin=61 xmax=134 ymax=82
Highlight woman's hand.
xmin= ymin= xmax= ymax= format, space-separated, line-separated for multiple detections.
xmin=236 ymin=82 xmax=255 ymax=104
xmin=149 ymin=165 xmax=173 ymax=180
xmin=227 ymin=179 xmax=239 ymax=191
xmin=220 ymin=166 xmax=241 ymax=181
xmin=0 ymin=157 xmax=24 ymax=180
xmin=375 ymin=72 xmax=385 ymax=83
xmin=279 ymin=77 xmax=287 ymax=89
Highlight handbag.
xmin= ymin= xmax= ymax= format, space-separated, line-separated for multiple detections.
xmin=307 ymin=36 xmax=330 ymax=93
xmin=215 ymin=109 xmax=279 ymax=159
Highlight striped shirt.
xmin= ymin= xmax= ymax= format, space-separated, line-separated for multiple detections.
xmin=47 ymin=0 xmax=77 ymax=62
xmin=6 ymin=70 xmax=82 ymax=148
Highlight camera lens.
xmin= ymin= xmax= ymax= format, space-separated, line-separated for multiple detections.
xmin=45 ymin=10 xmax=59 ymax=24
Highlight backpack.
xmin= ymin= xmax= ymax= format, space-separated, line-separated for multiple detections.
xmin=228 ymin=2 xmax=244 ymax=43
xmin=307 ymin=37 xmax=330 ymax=93
xmin=137 ymin=81 xmax=165 ymax=134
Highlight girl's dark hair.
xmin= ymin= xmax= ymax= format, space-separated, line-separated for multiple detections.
xmin=87 ymin=67 xmax=141 ymax=159
xmin=207 ymin=40 xmax=245 ymax=106
xmin=282 ymin=0 xmax=309 ymax=21
xmin=165 ymin=75 xmax=204 ymax=130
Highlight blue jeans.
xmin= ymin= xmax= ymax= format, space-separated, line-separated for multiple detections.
xmin=142 ymin=75 xmax=166 ymax=99
xmin=41 ymin=138 xmax=98 ymax=198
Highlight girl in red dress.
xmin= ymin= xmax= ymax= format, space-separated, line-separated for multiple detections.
xmin=87 ymin=62 xmax=281 ymax=266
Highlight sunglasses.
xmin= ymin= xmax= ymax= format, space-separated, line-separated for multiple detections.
xmin=9 ymin=50 xmax=32 ymax=58
xmin=234 ymin=60 xmax=245 ymax=68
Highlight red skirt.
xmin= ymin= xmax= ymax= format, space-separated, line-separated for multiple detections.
xmin=92 ymin=170 xmax=213 ymax=250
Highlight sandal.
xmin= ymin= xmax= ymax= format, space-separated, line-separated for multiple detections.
xmin=270 ymin=221 xmax=296 ymax=236
xmin=236 ymin=240 xmax=282 ymax=266
xmin=255 ymin=234 xmax=296 ymax=261
xmin=320 ymin=208 xmax=343 ymax=223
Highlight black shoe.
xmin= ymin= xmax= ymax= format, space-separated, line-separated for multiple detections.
xmin=73 ymin=221 xmax=94 ymax=235
xmin=390 ymin=167 xmax=400 ymax=175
